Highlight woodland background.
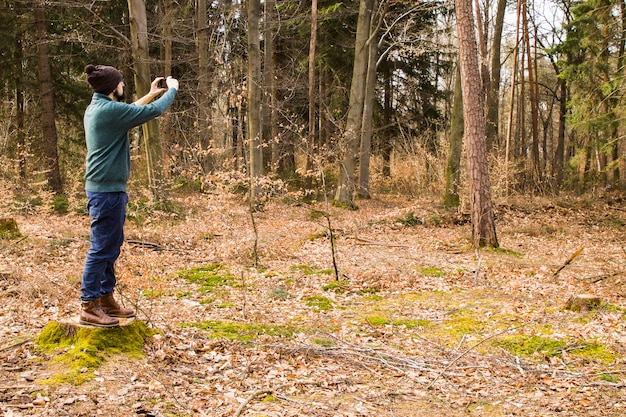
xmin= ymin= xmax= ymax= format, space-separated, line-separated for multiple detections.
xmin=2 ymin=0 xmax=625 ymax=209
xmin=1 ymin=1 xmax=626 ymax=416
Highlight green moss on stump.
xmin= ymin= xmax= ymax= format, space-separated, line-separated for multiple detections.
xmin=36 ymin=320 xmax=156 ymax=385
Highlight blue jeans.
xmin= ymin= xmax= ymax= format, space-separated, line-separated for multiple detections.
xmin=81 ymin=191 xmax=128 ymax=302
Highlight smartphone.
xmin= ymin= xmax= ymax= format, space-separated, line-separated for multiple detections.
xmin=158 ymin=78 xmax=167 ymax=88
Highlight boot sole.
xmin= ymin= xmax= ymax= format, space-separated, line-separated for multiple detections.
xmin=79 ymin=320 xmax=120 ymax=328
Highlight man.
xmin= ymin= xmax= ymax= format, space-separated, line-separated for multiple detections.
xmin=80 ymin=64 xmax=179 ymax=327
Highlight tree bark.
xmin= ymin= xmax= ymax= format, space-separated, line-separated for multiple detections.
xmin=34 ymin=3 xmax=63 ymax=194
xmin=455 ymin=0 xmax=498 ymax=248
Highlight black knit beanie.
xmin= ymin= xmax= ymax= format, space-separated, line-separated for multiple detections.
xmin=84 ymin=64 xmax=123 ymax=95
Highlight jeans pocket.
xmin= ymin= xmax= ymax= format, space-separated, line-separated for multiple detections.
xmin=107 ymin=192 xmax=124 ymax=210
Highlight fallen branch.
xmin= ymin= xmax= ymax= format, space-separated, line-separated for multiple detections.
xmin=0 ymin=235 xmax=28 ymax=253
xmin=350 ymin=236 xmax=411 ymax=248
xmin=126 ymin=240 xmax=167 ymax=251
xmin=589 ymin=272 xmax=620 ymax=284
xmin=0 ymin=338 xmax=33 ymax=352
xmin=233 ymin=388 xmax=276 ymax=417
xmin=425 ymin=323 xmax=526 ymax=390
xmin=0 ymin=385 xmax=33 ymax=391
xmin=553 ymin=247 xmax=584 ymax=277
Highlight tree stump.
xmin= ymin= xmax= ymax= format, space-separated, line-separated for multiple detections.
xmin=36 ymin=319 xmax=154 ymax=384
xmin=564 ymin=294 xmax=602 ymax=312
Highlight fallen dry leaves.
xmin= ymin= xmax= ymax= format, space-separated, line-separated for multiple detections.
xmin=1 ymin=187 xmax=625 ymax=417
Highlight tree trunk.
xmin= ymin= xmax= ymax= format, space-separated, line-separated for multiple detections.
xmin=247 ymin=0 xmax=263 ymax=204
xmin=382 ymin=59 xmax=393 ymax=178
xmin=522 ymin=0 xmax=540 ymax=186
xmin=486 ymin=0 xmax=507 ymax=151
xmin=305 ymin=0 xmax=318 ymax=184
xmin=128 ymin=0 xmax=164 ymax=201
xmin=264 ymin=0 xmax=277 ymax=173
xmin=197 ymin=0 xmax=213 ymax=172
xmin=34 ymin=2 xmax=63 ymax=194
xmin=444 ymin=65 xmax=463 ymax=208
xmin=161 ymin=0 xmax=174 ymax=178
xmin=553 ymin=78 xmax=567 ymax=186
xmin=15 ymin=34 xmax=27 ymax=182
xmin=358 ymin=4 xmax=380 ymax=199
xmin=455 ymin=0 xmax=498 ymax=248
xmin=619 ymin=0 xmax=626 ymax=189
xmin=334 ymin=0 xmax=374 ymax=207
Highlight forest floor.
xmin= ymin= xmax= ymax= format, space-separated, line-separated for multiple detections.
xmin=1 ymin=184 xmax=626 ymax=417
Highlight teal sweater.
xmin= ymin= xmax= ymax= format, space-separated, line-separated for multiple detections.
xmin=84 ymin=88 xmax=177 ymax=192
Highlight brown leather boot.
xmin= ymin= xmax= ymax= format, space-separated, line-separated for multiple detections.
xmin=80 ymin=300 xmax=119 ymax=327
xmin=99 ymin=293 xmax=135 ymax=318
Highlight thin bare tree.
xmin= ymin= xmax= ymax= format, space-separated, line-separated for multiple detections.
xmin=247 ymin=0 xmax=263 ymax=205
xmin=34 ymin=2 xmax=63 ymax=193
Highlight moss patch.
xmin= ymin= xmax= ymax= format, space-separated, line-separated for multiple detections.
xmin=496 ymin=335 xmax=618 ymax=364
xmin=497 ymin=334 xmax=566 ymax=358
xmin=419 ymin=267 xmax=445 ymax=277
xmin=303 ymin=295 xmax=336 ymax=311
xmin=178 ymin=263 xmax=236 ymax=292
xmin=291 ymin=264 xmax=334 ymax=276
xmin=36 ymin=321 xmax=156 ymax=385
xmin=312 ymin=338 xmax=335 ymax=347
xmin=395 ymin=211 xmax=422 ymax=227
xmin=322 ymin=280 xmax=350 ymax=293
xmin=187 ymin=320 xmax=295 ymax=341
xmin=487 ymin=246 xmax=524 ymax=258
xmin=366 ymin=316 xmax=431 ymax=329
xmin=0 ymin=218 xmax=21 ymax=240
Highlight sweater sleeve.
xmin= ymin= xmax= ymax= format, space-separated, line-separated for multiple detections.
xmin=113 ymin=88 xmax=178 ymax=130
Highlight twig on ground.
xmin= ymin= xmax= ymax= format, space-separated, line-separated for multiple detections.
xmin=553 ymin=247 xmax=584 ymax=277
xmin=0 ymin=235 xmax=28 ymax=253
xmin=0 ymin=385 xmax=33 ymax=391
xmin=126 ymin=239 xmax=167 ymax=251
xmin=0 ymin=338 xmax=33 ymax=352
xmin=474 ymin=249 xmax=482 ymax=283
xmin=241 ymin=270 xmax=247 ymax=320
xmin=350 ymin=236 xmax=411 ymax=248
xmin=320 ymin=171 xmax=340 ymax=281
xmin=233 ymin=388 xmax=276 ymax=417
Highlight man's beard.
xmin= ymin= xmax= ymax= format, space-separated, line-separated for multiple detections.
xmin=113 ymin=90 xmax=126 ymax=102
